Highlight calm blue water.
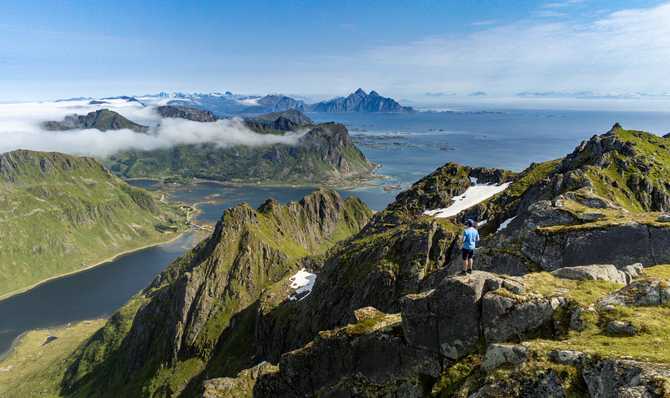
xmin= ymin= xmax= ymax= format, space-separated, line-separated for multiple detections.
xmin=3 ymin=108 xmax=670 ymax=357
xmin=311 ymin=110 xmax=670 ymax=184
xmin=0 ymin=233 xmax=198 ymax=357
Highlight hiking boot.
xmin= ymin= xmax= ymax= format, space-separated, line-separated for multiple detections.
xmin=467 ymin=269 xmax=473 ymax=274
xmin=458 ymin=270 xmax=467 ymax=276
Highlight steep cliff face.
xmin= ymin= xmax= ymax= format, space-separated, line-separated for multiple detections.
xmin=0 ymin=150 xmax=187 ymax=296
xmin=108 ymin=122 xmax=375 ymax=185
xmin=60 ymin=189 xmax=372 ymax=397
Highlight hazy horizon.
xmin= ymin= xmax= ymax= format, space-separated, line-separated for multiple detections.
xmin=2 ymin=0 xmax=670 ymax=111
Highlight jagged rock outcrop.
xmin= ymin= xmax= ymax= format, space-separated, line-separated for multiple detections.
xmin=254 ymin=217 xmax=461 ymax=362
xmin=401 ymin=272 xmax=563 ymax=361
xmin=482 ymin=290 xmax=566 ymax=344
xmin=156 ymin=105 xmax=218 ymax=122
xmin=42 ymin=109 xmax=149 ymax=133
xmin=60 ymin=189 xmax=372 ymax=397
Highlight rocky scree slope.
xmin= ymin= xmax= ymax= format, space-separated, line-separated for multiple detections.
xmin=58 ymin=189 xmax=372 ymax=397
xmin=0 ymin=149 xmax=188 ymax=297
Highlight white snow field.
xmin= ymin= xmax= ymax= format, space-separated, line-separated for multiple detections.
xmin=423 ymin=182 xmax=511 ymax=219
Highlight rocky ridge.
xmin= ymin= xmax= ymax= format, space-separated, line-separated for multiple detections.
xmin=15 ymin=124 xmax=670 ymax=397
xmin=59 ymin=189 xmax=372 ymax=397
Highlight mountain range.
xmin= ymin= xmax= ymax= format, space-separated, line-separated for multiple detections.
xmin=40 ymin=107 xmax=376 ymax=185
xmin=8 ymin=124 xmax=670 ymax=397
xmin=139 ymin=88 xmax=414 ymax=115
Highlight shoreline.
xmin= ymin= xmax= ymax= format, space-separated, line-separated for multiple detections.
xmin=123 ymin=165 xmax=387 ymax=191
xmin=0 ymin=230 xmax=189 ymax=303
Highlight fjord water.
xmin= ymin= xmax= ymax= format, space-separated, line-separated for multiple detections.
xmin=311 ymin=109 xmax=670 ymax=185
xmin=3 ymin=108 xmax=670 ymax=357
xmin=0 ymin=233 xmax=198 ymax=357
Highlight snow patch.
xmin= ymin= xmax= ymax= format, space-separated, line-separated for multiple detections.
xmin=469 ymin=176 xmax=478 ymax=184
xmin=238 ymin=97 xmax=261 ymax=106
xmin=496 ymin=216 xmax=517 ymax=233
xmin=288 ymin=269 xmax=316 ymax=301
xmin=423 ymin=182 xmax=511 ymax=219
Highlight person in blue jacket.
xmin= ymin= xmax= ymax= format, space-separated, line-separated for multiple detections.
xmin=461 ymin=219 xmax=480 ymax=275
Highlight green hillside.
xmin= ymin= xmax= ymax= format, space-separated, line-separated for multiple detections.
xmin=106 ymin=122 xmax=375 ymax=186
xmin=0 ymin=150 xmax=189 ymax=297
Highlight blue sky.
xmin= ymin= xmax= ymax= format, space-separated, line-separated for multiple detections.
xmin=1 ymin=0 xmax=669 ymax=103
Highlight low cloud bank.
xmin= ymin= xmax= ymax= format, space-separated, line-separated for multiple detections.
xmin=0 ymin=99 xmax=303 ymax=158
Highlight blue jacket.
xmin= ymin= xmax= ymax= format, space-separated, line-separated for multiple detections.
xmin=463 ymin=227 xmax=480 ymax=250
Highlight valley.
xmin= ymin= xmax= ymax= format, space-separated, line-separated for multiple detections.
xmin=5 ymin=2 xmax=670 ymax=396
xmin=4 ymin=123 xmax=670 ymax=397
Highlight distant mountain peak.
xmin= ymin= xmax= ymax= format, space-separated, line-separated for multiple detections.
xmin=310 ymin=88 xmax=414 ymax=113
xmin=42 ymin=109 xmax=149 ymax=133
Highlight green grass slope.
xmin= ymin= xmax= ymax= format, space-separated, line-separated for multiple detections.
xmin=106 ymin=123 xmax=375 ymax=186
xmin=57 ymin=189 xmax=372 ymax=397
xmin=0 ymin=150 xmax=189 ymax=297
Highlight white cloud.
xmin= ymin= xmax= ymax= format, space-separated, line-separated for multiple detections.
xmin=364 ymin=2 xmax=670 ymax=96
xmin=0 ymin=99 xmax=303 ymax=158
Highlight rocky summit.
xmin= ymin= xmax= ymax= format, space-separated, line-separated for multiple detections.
xmin=10 ymin=125 xmax=670 ymax=398
xmin=309 ymin=88 xmax=414 ymax=113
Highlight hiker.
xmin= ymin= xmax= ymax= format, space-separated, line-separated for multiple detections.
xmin=461 ymin=219 xmax=480 ymax=275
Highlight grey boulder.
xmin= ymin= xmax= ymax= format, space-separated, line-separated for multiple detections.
xmin=551 ymin=263 xmax=643 ymax=285
xmin=482 ymin=343 xmax=528 ymax=371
